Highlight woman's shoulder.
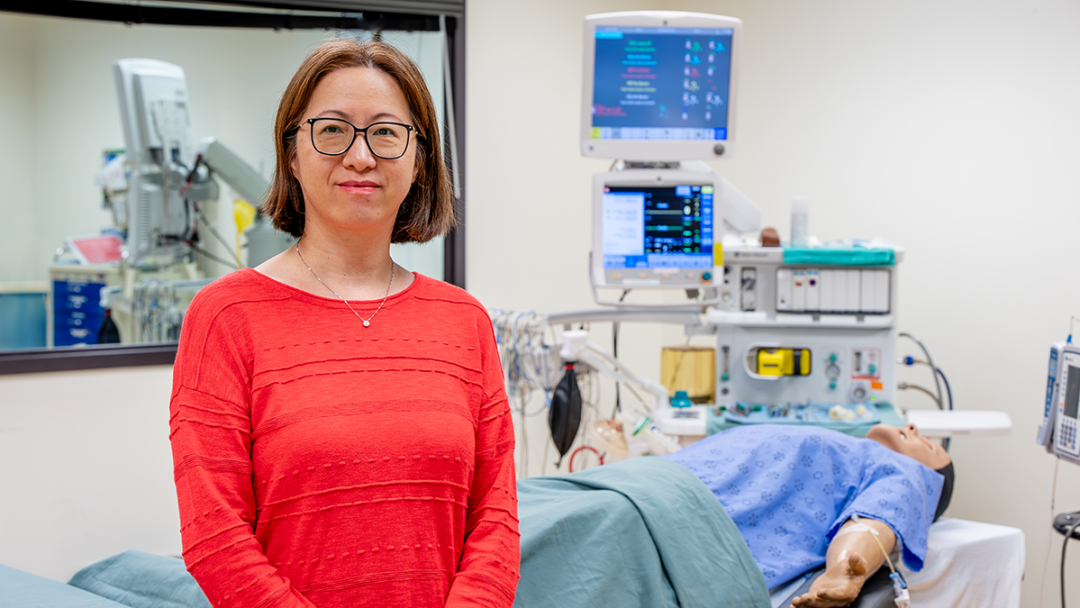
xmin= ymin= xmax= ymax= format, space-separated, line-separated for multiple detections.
xmin=187 ymin=269 xmax=291 ymax=319
xmin=412 ymin=273 xmax=490 ymax=317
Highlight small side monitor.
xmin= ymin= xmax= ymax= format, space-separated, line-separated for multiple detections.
xmin=582 ymin=11 xmax=741 ymax=161
xmin=592 ymin=170 xmax=721 ymax=291
xmin=1054 ymin=350 xmax=1080 ymax=464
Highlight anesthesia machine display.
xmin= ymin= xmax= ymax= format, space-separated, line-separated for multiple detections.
xmin=582 ymin=11 xmax=744 ymax=303
xmin=581 ymin=11 xmax=740 ymax=161
xmin=591 ymin=169 xmax=721 ymax=298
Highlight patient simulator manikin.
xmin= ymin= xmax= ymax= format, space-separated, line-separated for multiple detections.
xmin=662 ymin=423 xmax=954 ymax=608
xmin=799 ymin=424 xmax=949 ymax=608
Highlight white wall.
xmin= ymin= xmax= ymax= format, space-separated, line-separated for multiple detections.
xmin=465 ymin=1 xmax=1080 ymax=607
xmin=0 ymin=367 xmax=179 ymax=582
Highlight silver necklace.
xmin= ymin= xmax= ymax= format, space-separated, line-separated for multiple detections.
xmin=295 ymin=241 xmax=395 ymax=328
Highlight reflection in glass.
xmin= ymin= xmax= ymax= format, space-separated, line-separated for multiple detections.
xmin=0 ymin=16 xmax=446 ymax=354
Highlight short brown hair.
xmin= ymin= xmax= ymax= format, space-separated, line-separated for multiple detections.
xmin=264 ymin=37 xmax=455 ymax=242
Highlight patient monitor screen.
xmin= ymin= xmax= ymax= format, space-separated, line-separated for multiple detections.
xmin=601 ymin=185 xmax=714 ymax=271
xmin=591 ymin=26 xmax=733 ymax=141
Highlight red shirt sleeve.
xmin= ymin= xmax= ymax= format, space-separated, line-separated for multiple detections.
xmin=442 ymin=314 xmax=520 ymax=607
xmin=170 ymin=291 xmax=315 ymax=608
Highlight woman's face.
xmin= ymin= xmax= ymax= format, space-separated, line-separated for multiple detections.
xmin=866 ymin=423 xmax=952 ymax=469
xmin=290 ymin=66 xmax=417 ymax=236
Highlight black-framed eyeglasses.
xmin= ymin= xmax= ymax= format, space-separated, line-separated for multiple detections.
xmin=303 ymin=118 xmax=416 ymax=159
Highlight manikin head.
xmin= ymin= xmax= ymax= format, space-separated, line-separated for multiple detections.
xmin=866 ymin=423 xmax=951 ymax=469
xmin=867 ymin=423 xmax=954 ymax=520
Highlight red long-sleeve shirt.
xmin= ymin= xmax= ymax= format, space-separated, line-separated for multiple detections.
xmin=169 ymin=270 xmax=519 ymax=608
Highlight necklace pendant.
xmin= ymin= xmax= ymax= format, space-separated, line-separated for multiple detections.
xmin=363 ymin=320 xmax=370 ymax=327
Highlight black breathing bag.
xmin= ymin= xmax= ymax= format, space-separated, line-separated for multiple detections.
xmin=549 ymin=363 xmax=582 ymax=468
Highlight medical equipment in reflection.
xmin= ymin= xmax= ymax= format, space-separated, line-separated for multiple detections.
xmin=113 ymin=58 xmax=210 ymax=265
xmin=130 ymin=278 xmax=214 ymax=343
xmin=112 ymin=58 xmax=291 ymax=269
xmin=50 ymin=58 xmax=295 ymax=347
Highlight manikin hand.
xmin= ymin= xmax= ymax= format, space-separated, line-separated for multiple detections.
xmin=790 ymin=553 xmax=868 ymax=608
xmin=789 ymin=517 xmax=896 ymax=608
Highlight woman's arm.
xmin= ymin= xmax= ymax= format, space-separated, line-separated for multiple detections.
xmin=442 ymin=320 xmax=520 ymax=608
xmin=171 ymin=295 xmax=315 ymax=608
xmin=790 ymin=517 xmax=896 ymax=608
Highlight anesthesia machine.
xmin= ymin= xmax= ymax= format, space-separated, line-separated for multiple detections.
xmin=580 ymin=10 xmax=901 ymax=441
xmin=493 ymin=10 xmax=1009 ymax=470
xmin=486 ymin=11 xmax=1023 ymax=608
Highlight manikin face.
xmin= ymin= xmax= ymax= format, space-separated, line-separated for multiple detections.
xmin=866 ymin=423 xmax=952 ymax=469
xmin=290 ymin=67 xmax=418 ymax=236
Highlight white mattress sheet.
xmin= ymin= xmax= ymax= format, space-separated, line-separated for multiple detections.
xmin=899 ymin=517 xmax=1025 ymax=608
xmin=769 ymin=518 xmax=1025 ymax=608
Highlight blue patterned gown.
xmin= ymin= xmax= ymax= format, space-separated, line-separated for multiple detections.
xmin=661 ymin=425 xmax=944 ymax=589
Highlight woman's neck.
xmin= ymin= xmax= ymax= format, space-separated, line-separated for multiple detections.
xmin=290 ymin=222 xmax=410 ymax=300
xmin=299 ymin=230 xmax=391 ymax=282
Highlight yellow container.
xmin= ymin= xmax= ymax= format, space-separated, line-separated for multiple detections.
xmin=757 ymin=349 xmax=787 ymax=376
xmin=756 ymin=348 xmax=811 ymax=377
xmin=661 ymin=346 xmax=716 ymax=403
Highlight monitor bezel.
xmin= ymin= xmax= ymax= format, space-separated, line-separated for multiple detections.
xmin=581 ymin=11 xmax=742 ymax=162
xmin=114 ymin=58 xmax=196 ymax=168
xmin=591 ymin=169 xmax=722 ymax=290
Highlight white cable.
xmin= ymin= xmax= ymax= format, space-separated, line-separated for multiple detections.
xmin=1041 ymin=458 xmax=1060 ymax=607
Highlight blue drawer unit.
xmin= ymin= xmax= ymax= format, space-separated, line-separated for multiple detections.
xmin=54 ymin=280 xmax=107 ymax=315
xmin=53 ymin=280 xmax=107 ymax=346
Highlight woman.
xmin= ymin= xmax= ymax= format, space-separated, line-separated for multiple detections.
xmin=169 ymin=38 xmax=518 ymax=608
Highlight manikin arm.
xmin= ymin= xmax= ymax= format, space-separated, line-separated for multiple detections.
xmin=790 ymin=517 xmax=896 ymax=608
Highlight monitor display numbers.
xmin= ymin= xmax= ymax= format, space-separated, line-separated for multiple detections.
xmin=592 ymin=26 xmax=733 ymax=141
xmin=602 ymin=185 xmax=713 ymax=270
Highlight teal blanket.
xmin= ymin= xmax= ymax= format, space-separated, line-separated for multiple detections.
xmin=514 ymin=458 xmax=770 ymax=608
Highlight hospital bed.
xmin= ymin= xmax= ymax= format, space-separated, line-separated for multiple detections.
xmin=0 ymin=482 xmax=1024 ymax=608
